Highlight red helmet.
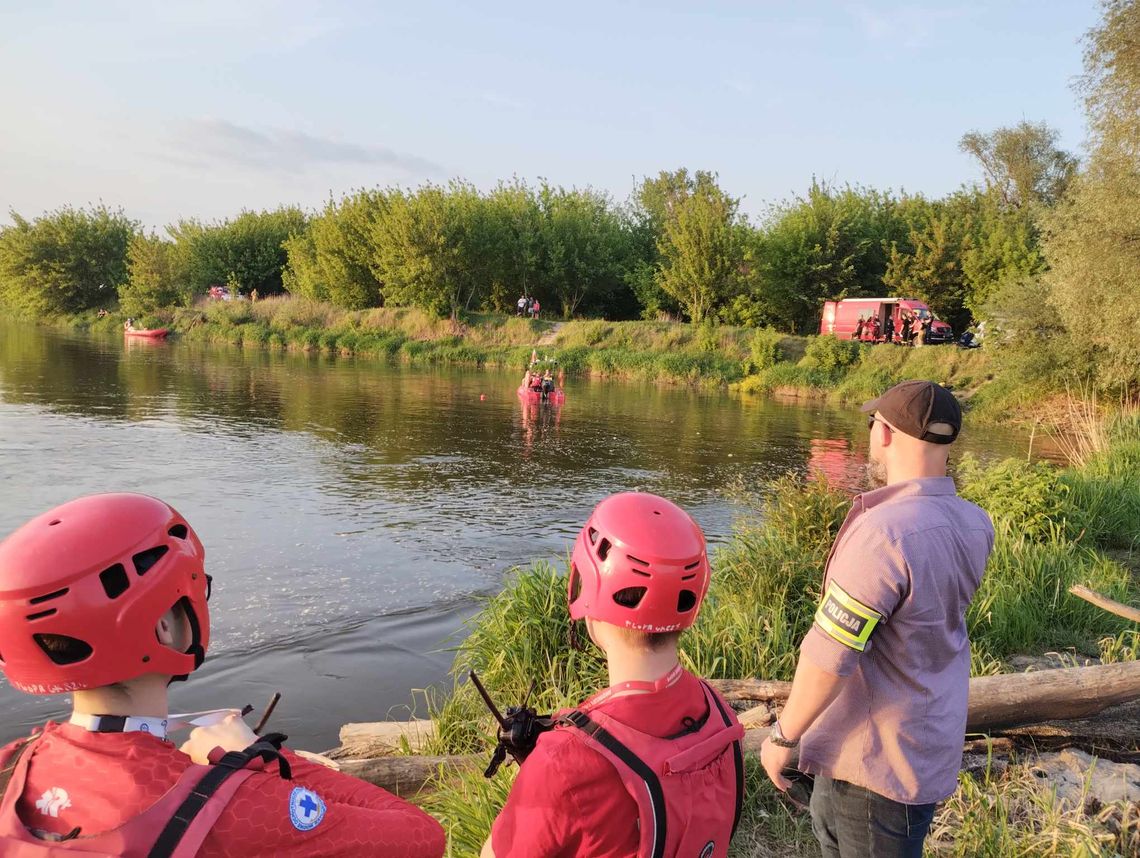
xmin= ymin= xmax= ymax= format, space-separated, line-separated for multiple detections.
xmin=0 ymin=494 xmax=210 ymax=694
xmin=569 ymin=493 xmax=710 ymax=633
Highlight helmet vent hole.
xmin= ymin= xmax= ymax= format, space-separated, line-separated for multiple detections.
xmin=626 ymin=554 xmax=648 ymax=566
xmin=34 ymin=633 xmax=93 ymax=666
xmin=29 ymin=588 xmax=69 ymax=605
xmin=99 ymin=564 xmax=130 ymax=600
xmin=26 ymin=608 xmax=57 ymax=621
xmin=677 ymin=590 xmax=697 ymax=613
xmin=587 ymin=527 xmax=599 ymax=546
xmin=612 ymin=586 xmax=647 ymax=608
xmin=48 ymin=519 xmax=62 ymax=527
xmin=596 ymin=538 xmax=612 ymax=562
xmin=569 ymin=566 xmax=582 ymax=602
xmin=168 ymin=524 xmax=188 ymax=540
xmin=133 ymin=545 xmax=169 ymax=576
xmin=681 ymin=573 xmax=697 ymax=581
xmin=684 ymin=561 xmax=701 ymax=571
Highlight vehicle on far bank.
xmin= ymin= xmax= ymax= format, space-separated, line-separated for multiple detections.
xmin=820 ymin=297 xmax=953 ymax=344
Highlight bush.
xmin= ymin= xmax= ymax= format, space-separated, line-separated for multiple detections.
xmin=799 ymin=334 xmax=862 ymax=374
xmin=743 ymin=327 xmax=784 ymax=374
xmin=956 ymin=454 xmax=1074 ymax=541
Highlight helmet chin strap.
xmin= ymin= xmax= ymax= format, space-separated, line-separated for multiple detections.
xmin=69 ymin=707 xmax=249 ymax=742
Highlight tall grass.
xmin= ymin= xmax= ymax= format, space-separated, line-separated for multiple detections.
xmin=929 ymin=761 xmax=1139 ymax=857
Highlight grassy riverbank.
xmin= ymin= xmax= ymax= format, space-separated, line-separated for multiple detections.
xmin=55 ymin=296 xmax=1098 ymax=426
xmin=415 ymin=412 xmax=1140 ymax=856
xmin=62 ymin=297 xmax=756 ymax=387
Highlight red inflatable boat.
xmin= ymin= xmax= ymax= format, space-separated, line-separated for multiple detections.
xmin=124 ymin=328 xmax=170 ymax=339
xmin=517 ymin=384 xmax=565 ymax=405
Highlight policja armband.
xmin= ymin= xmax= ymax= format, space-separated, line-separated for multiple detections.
xmin=813 ymin=583 xmax=883 ymax=652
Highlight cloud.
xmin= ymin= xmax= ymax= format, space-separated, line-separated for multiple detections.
xmin=848 ymin=3 xmax=969 ymax=50
xmin=165 ymin=119 xmax=446 ymax=177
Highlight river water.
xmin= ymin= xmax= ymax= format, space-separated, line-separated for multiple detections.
xmin=0 ymin=323 xmax=1042 ymax=749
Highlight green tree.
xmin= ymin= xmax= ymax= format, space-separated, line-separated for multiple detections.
xmin=884 ymin=190 xmax=1042 ymax=330
xmin=1041 ymin=0 xmax=1140 ymax=391
xmin=626 ymin=169 xmax=719 ymax=320
xmin=751 ymin=182 xmax=902 ymax=332
xmin=283 ymin=191 xmax=386 ymax=308
xmin=371 ymin=182 xmax=491 ymax=319
xmin=119 ymin=233 xmax=190 ymax=315
xmin=483 ymin=180 xmax=543 ymax=312
xmin=653 ymin=177 xmax=745 ymax=323
xmin=536 ymin=184 xmax=630 ymax=318
xmin=172 ymin=207 xmax=307 ymax=298
xmin=0 ymin=206 xmax=136 ymax=315
xmin=959 ymin=121 xmax=1078 ymax=209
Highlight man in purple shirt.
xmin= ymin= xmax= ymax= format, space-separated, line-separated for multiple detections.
xmin=761 ymin=380 xmax=994 ymax=857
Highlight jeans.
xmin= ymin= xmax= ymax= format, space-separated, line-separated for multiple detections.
xmin=809 ymin=775 xmax=936 ymax=858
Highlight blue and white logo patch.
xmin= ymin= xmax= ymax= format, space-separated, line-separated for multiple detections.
xmin=289 ymin=787 xmax=326 ymax=831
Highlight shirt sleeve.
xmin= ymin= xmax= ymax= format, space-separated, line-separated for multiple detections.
xmin=490 ymin=732 xmax=637 ymax=858
xmin=801 ymin=521 xmax=911 ymax=676
xmin=204 ymin=749 xmax=446 ymax=858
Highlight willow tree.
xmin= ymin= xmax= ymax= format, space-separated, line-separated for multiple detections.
xmin=1043 ymin=0 xmax=1140 ymax=390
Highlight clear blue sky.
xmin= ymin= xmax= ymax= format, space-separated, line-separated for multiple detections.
xmin=0 ymin=1 xmax=1099 ymax=229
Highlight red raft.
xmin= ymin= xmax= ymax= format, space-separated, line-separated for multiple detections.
xmin=517 ymin=384 xmax=565 ymax=405
xmin=124 ymin=328 xmax=170 ymax=339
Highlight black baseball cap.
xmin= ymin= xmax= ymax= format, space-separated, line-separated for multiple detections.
xmin=861 ymin=380 xmax=961 ymax=444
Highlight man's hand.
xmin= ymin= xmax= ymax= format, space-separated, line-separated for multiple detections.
xmin=760 ymin=735 xmax=796 ymax=791
xmin=180 ymin=712 xmax=258 ymax=764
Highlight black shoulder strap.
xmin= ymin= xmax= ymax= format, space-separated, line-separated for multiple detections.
xmin=0 ymin=739 xmax=37 ymax=802
xmin=562 ymin=711 xmax=667 ymax=858
xmin=703 ymin=682 xmax=744 ymax=838
xmin=147 ymin=734 xmax=291 ymax=858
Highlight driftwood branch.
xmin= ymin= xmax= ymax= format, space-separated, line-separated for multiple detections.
xmin=1069 ymin=584 xmax=1140 ymax=625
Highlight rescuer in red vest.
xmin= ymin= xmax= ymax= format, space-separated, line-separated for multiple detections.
xmin=0 ymin=493 xmax=446 ymax=857
xmin=482 ymin=492 xmax=744 ymax=858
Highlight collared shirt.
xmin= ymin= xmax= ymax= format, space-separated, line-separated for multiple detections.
xmin=798 ymin=477 xmax=994 ymax=804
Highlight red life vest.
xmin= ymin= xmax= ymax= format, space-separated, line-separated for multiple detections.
xmin=0 ymin=734 xmax=287 ymax=857
xmin=557 ymin=680 xmax=744 ymax=858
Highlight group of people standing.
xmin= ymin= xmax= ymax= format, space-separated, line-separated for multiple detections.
xmin=516 ymin=295 xmax=541 ymax=319
xmin=854 ymin=312 xmax=932 ymax=346
xmin=0 ymin=381 xmax=992 ymax=858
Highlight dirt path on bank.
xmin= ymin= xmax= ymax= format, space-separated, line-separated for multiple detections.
xmin=536 ymin=322 xmax=563 ymax=346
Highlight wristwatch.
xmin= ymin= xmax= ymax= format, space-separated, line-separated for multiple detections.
xmin=769 ymin=721 xmax=800 ymax=749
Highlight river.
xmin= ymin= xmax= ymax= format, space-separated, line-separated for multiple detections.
xmin=0 ymin=323 xmax=1044 ymax=749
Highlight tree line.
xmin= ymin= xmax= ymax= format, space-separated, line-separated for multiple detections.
xmin=0 ymin=0 xmax=1136 ymax=391
xmin=0 ymin=167 xmax=1053 ymax=333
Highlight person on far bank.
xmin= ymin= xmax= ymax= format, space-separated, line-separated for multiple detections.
xmin=0 ymin=493 xmax=446 ymax=858
xmin=482 ymin=492 xmax=744 ymax=858
xmin=761 ymin=381 xmax=994 ymax=858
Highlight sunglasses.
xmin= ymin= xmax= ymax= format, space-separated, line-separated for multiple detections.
xmin=866 ymin=414 xmax=889 ymax=432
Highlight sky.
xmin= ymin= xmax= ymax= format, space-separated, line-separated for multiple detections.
xmin=0 ymin=1 xmax=1101 ymax=229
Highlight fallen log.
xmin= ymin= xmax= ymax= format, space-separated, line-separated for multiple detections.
xmin=334 ymin=753 xmax=482 ymax=797
xmin=966 ymin=660 xmax=1140 ymax=730
xmin=333 ymin=719 xmax=436 ymax=758
xmin=709 ymin=661 xmax=1140 ymax=731
xmin=1069 ymin=584 xmax=1140 ymax=625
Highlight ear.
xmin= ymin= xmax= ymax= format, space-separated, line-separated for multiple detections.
xmin=156 ymin=615 xmax=175 ymax=646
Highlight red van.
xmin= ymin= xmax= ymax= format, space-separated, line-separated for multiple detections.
xmin=820 ymin=298 xmax=953 ymax=344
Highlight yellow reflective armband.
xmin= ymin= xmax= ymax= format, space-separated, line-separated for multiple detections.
xmin=813 ymin=583 xmax=883 ymax=652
